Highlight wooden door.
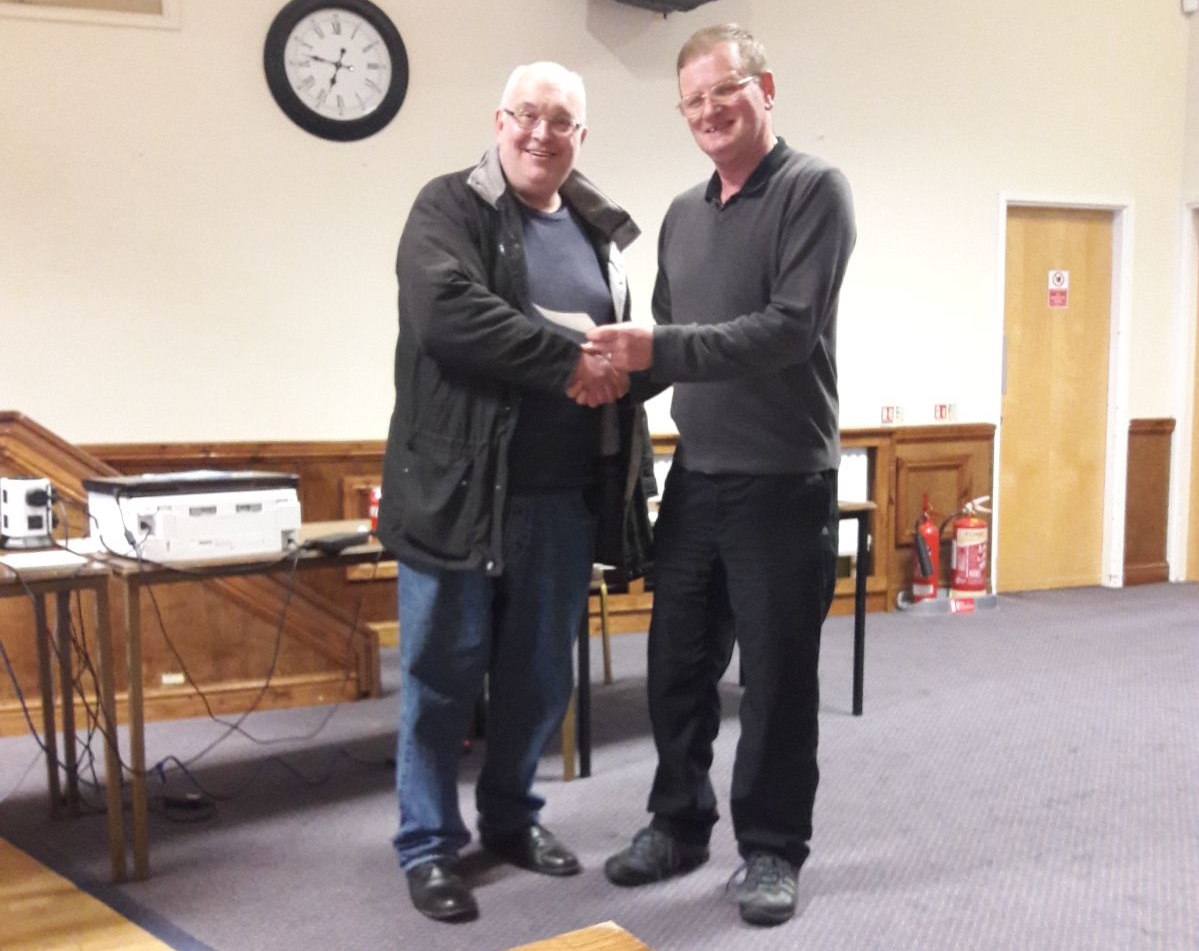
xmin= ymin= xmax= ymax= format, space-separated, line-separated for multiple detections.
xmin=998 ymin=206 xmax=1114 ymax=591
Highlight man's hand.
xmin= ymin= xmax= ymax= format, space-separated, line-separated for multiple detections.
xmin=585 ymin=325 xmax=654 ymax=372
xmin=566 ymin=349 xmax=629 ymax=407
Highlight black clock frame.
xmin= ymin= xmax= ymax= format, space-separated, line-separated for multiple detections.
xmin=264 ymin=0 xmax=409 ymax=142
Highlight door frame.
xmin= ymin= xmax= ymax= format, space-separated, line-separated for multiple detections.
xmin=994 ymin=194 xmax=1132 ymax=589
xmin=1171 ymin=204 xmax=1199 ymax=580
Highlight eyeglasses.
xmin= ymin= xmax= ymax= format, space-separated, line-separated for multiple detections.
xmin=677 ymin=75 xmax=759 ymax=118
xmin=502 ymin=108 xmax=582 ymax=137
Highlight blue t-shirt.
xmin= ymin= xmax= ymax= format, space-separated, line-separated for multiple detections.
xmin=508 ymin=202 xmax=615 ymax=490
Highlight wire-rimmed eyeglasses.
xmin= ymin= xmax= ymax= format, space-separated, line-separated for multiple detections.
xmin=677 ymin=75 xmax=760 ymax=118
xmin=502 ymin=108 xmax=582 ymax=137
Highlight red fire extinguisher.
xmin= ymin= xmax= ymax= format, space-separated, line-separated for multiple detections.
xmin=946 ymin=496 xmax=991 ymax=599
xmin=911 ymin=493 xmax=940 ymax=603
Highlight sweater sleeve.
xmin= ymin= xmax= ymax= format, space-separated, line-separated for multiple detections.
xmin=396 ymin=175 xmax=581 ymax=393
xmin=651 ymin=165 xmax=855 ymax=383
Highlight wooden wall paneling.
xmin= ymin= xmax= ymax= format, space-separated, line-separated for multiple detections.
xmin=587 ymin=577 xmax=653 ymax=637
xmin=0 ymin=585 xmax=84 ymax=736
xmin=337 ymin=474 xmax=398 ymax=646
xmin=0 ymin=594 xmax=52 ymax=734
xmin=0 ymin=576 xmax=372 ymax=736
xmin=1 ymin=412 xmax=116 ymax=538
xmin=83 ymin=439 xmax=398 ymax=631
xmin=894 ymin=454 xmax=971 ymax=592
xmin=889 ymin=425 xmax=996 ymax=602
xmin=1 ymin=413 xmax=119 ymax=733
xmin=0 ymin=416 xmax=387 ymax=736
xmin=1123 ymin=418 xmax=1173 ymax=585
xmin=875 ymin=434 xmax=897 ymax=609
xmin=121 ymin=578 xmax=372 ymax=726
xmin=893 ymin=456 xmax=972 ymax=547
xmin=82 ymin=438 xmax=395 ymax=664
xmin=340 ymin=475 xmax=396 ymax=583
xmin=839 ymin=428 xmax=893 ymax=614
xmin=2 ymin=414 xmax=1001 ymax=734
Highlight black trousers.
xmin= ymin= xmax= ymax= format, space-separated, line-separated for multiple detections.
xmin=646 ymin=461 xmax=838 ymax=868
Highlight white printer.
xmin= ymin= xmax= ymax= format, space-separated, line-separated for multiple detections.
xmin=84 ymin=470 xmax=301 ymax=562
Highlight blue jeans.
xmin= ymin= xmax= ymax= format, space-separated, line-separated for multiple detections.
xmin=392 ymin=490 xmax=595 ymax=870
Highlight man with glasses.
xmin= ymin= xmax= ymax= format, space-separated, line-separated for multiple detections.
xmin=378 ymin=61 xmax=652 ymax=923
xmin=588 ymin=25 xmax=856 ymax=926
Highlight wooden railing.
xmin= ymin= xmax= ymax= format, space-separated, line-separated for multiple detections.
xmin=2 ymin=411 xmax=1000 ymax=733
xmin=0 ymin=412 xmax=381 ymax=736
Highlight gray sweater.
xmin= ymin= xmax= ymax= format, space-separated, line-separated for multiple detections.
xmin=651 ymin=140 xmax=856 ymax=475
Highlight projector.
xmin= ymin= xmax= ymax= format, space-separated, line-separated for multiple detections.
xmin=0 ymin=477 xmax=54 ymax=548
xmin=84 ymin=470 xmax=301 ymax=563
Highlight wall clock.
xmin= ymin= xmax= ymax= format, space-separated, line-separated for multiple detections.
xmin=264 ymin=0 xmax=408 ymax=142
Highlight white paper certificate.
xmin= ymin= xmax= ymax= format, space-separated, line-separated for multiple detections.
xmin=535 ymin=306 xmax=596 ymax=336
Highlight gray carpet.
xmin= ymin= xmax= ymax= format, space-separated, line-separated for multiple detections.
xmin=1 ymin=584 xmax=1196 ymax=950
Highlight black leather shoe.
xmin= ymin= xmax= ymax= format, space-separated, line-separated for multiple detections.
xmin=405 ymin=860 xmax=479 ymax=922
xmin=604 ymin=826 xmax=709 ymax=887
xmin=733 ymin=852 xmax=798 ymax=926
xmin=481 ymin=824 xmax=580 ymax=876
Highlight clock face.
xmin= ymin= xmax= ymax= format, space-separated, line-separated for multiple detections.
xmin=265 ymin=0 xmax=408 ymax=141
xmin=283 ymin=9 xmax=391 ymax=122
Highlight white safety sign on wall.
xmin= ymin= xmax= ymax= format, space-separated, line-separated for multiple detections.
xmin=1048 ymin=269 xmax=1069 ymax=309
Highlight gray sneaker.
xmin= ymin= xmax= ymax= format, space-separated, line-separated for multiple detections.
xmin=732 ymin=852 xmax=798 ymax=926
xmin=604 ymin=827 xmax=709 ymax=886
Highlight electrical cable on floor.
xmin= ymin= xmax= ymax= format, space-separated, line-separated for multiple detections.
xmin=0 ymin=572 xmax=116 ymax=814
xmin=0 ymin=745 xmax=43 ymax=807
xmin=139 ymin=549 xmax=393 ymax=815
xmin=0 ymin=630 xmax=45 ymax=747
xmin=9 ymin=495 xmax=394 ymax=821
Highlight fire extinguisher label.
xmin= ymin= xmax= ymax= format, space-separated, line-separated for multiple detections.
xmin=951 ymin=522 xmax=988 ymax=597
xmin=954 ymin=543 xmax=987 ymax=574
xmin=955 ymin=527 xmax=987 ymax=551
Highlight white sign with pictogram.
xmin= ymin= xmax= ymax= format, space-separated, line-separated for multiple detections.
xmin=1048 ymin=269 xmax=1069 ymax=309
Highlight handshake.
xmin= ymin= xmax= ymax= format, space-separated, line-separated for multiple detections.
xmin=565 ymin=324 xmax=654 ymax=408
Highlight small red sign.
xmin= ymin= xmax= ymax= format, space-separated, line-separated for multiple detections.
xmin=1048 ymin=270 xmax=1069 ymax=309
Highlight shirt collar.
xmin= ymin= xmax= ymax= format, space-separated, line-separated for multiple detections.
xmin=703 ymin=137 xmax=790 ymax=207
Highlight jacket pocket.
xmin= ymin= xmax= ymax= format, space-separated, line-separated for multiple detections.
xmin=396 ymin=433 xmax=478 ymax=561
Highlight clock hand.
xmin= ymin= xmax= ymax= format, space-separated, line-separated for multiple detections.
xmin=328 ymin=48 xmax=349 ymax=88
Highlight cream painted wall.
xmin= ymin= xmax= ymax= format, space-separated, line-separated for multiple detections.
xmin=0 ymin=0 xmax=1194 ymax=443
xmin=1187 ymin=10 xmax=1199 ymax=199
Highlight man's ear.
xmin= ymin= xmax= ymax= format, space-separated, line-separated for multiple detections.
xmin=758 ymin=70 xmax=777 ymax=107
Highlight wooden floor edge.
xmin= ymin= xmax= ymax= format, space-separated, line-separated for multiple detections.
xmin=0 ymin=838 xmax=174 ymax=951
xmin=505 ymin=919 xmax=655 ymax=951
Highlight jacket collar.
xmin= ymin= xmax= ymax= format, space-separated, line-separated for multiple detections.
xmin=467 ymin=145 xmax=640 ymax=251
